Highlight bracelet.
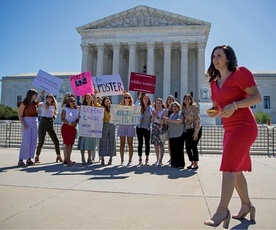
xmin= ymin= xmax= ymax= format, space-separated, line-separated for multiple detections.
xmin=233 ymin=101 xmax=238 ymax=110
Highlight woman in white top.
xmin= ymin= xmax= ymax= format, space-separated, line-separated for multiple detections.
xmin=61 ymin=96 xmax=79 ymax=166
xmin=35 ymin=93 xmax=62 ymax=163
xmin=61 ymin=92 xmax=74 ymax=108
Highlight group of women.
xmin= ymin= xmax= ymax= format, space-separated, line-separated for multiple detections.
xmin=17 ymin=88 xmax=202 ymax=170
xmin=16 ymin=44 xmax=261 ymax=227
xmin=149 ymin=94 xmax=202 ymax=169
xmin=120 ymin=44 xmax=260 ymax=228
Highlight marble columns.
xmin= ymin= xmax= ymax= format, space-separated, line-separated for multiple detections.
xmin=163 ymin=41 xmax=172 ymax=100
xmin=180 ymin=41 xmax=189 ymax=100
xmin=96 ymin=43 xmax=105 ymax=76
xmin=197 ymin=41 xmax=206 ymax=102
xmin=146 ymin=42 xmax=155 ymax=101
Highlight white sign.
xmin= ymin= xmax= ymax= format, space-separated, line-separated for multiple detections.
xmin=110 ymin=104 xmax=141 ymax=125
xmin=32 ymin=69 xmax=63 ymax=95
xmin=92 ymin=74 xmax=125 ymax=97
xmin=78 ymin=106 xmax=104 ymax=138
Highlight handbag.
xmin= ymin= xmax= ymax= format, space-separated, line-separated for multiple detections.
xmin=160 ymin=130 xmax=169 ymax=143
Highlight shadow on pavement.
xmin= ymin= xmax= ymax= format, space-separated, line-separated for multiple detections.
xmin=2 ymin=161 xmax=197 ymax=180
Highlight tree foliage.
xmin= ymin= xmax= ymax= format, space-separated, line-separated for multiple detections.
xmin=0 ymin=104 xmax=19 ymax=120
xmin=254 ymin=112 xmax=271 ymax=124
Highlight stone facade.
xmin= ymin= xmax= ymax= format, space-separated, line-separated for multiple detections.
xmin=76 ymin=5 xmax=211 ymax=103
xmin=1 ymin=71 xmax=275 ymax=124
xmin=1 ymin=5 xmax=275 ymax=124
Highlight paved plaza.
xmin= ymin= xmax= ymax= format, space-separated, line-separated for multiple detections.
xmin=0 ymin=147 xmax=275 ymax=229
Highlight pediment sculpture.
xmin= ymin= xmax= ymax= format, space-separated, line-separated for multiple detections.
xmin=80 ymin=6 xmax=206 ymax=30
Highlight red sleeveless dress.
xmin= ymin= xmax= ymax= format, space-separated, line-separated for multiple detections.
xmin=210 ymin=67 xmax=258 ymax=172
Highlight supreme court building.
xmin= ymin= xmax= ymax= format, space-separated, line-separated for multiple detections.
xmin=1 ymin=5 xmax=276 ymax=123
xmin=76 ymin=5 xmax=211 ymax=102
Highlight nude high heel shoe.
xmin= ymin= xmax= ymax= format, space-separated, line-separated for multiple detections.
xmin=232 ymin=203 xmax=256 ymax=221
xmin=204 ymin=207 xmax=231 ymax=229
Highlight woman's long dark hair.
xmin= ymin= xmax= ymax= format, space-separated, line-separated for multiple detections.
xmin=141 ymin=93 xmax=152 ymax=115
xmin=153 ymin=98 xmax=165 ymax=109
xmin=181 ymin=94 xmax=197 ymax=113
xmin=23 ymin=89 xmax=38 ymax=104
xmin=101 ymin=97 xmax=112 ymax=112
xmin=207 ymin=45 xmax=238 ymax=83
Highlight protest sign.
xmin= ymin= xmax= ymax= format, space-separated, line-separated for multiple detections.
xmin=92 ymin=74 xmax=124 ymax=97
xmin=32 ymin=69 xmax=63 ymax=95
xmin=78 ymin=105 xmax=104 ymax=138
xmin=110 ymin=104 xmax=141 ymax=125
xmin=129 ymin=72 xmax=156 ymax=94
xmin=70 ymin=72 xmax=94 ymax=96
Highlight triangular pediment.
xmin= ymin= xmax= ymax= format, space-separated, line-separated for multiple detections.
xmin=76 ymin=5 xmax=210 ymax=31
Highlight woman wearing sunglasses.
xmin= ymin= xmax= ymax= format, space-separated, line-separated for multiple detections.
xmin=118 ymin=92 xmax=135 ymax=166
xmin=61 ymin=96 xmax=79 ymax=166
xmin=77 ymin=93 xmax=99 ymax=165
xmin=35 ymin=93 xmax=62 ymax=163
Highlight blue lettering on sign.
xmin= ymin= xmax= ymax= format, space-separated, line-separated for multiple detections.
xmin=83 ymin=115 xmax=100 ymax=121
xmin=82 ymin=124 xmax=92 ymax=128
xmin=116 ymin=110 xmax=132 ymax=116
xmin=121 ymin=115 xmax=140 ymax=124
xmin=97 ymin=82 xmax=124 ymax=93
xmin=83 ymin=107 xmax=103 ymax=114
xmin=87 ymin=130 xmax=102 ymax=134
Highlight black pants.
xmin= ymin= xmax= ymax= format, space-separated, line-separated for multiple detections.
xmin=136 ymin=127 xmax=150 ymax=157
xmin=186 ymin=127 xmax=202 ymax=162
xmin=169 ymin=131 xmax=186 ymax=168
xmin=36 ymin=117 xmax=60 ymax=156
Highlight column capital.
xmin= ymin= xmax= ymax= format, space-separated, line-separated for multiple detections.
xmin=197 ymin=41 xmax=206 ymax=49
xmin=89 ymin=49 xmax=97 ymax=58
xmin=163 ymin=41 xmax=172 ymax=49
xmin=146 ymin=41 xmax=155 ymax=49
xmin=96 ymin=43 xmax=105 ymax=51
xmin=128 ymin=42 xmax=137 ymax=49
xmin=88 ymin=45 xmax=94 ymax=53
xmin=180 ymin=41 xmax=189 ymax=49
xmin=80 ymin=44 xmax=89 ymax=52
xmin=112 ymin=42 xmax=121 ymax=50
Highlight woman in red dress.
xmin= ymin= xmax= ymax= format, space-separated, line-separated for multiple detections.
xmin=204 ymin=45 xmax=261 ymax=228
xmin=61 ymin=97 xmax=79 ymax=166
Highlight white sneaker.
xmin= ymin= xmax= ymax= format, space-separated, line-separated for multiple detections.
xmin=152 ymin=161 xmax=158 ymax=166
xmin=120 ymin=162 xmax=125 ymax=166
xmin=127 ymin=162 xmax=132 ymax=167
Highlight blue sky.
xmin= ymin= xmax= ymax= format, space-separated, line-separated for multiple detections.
xmin=0 ymin=0 xmax=275 ymax=98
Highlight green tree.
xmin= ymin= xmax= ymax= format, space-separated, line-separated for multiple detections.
xmin=254 ymin=112 xmax=271 ymax=124
xmin=0 ymin=104 xmax=19 ymax=120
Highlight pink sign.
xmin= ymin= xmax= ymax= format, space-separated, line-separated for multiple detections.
xmin=70 ymin=72 xmax=94 ymax=96
xmin=129 ymin=72 xmax=156 ymax=94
